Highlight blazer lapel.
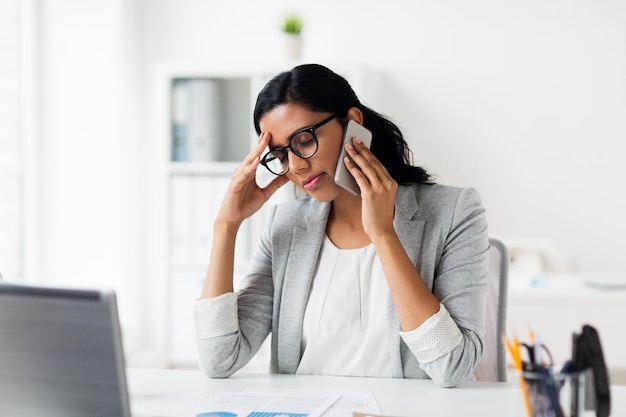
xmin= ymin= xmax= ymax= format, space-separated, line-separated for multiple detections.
xmin=393 ymin=186 xmax=425 ymax=264
xmin=277 ymin=200 xmax=331 ymax=373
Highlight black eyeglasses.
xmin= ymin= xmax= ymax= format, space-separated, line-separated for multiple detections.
xmin=260 ymin=113 xmax=337 ymax=176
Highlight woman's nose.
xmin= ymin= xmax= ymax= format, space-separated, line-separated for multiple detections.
xmin=288 ymin=152 xmax=310 ymax=173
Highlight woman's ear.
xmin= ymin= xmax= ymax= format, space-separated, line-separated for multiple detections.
xmin=346 ymin=107 xmax=364 ymax=125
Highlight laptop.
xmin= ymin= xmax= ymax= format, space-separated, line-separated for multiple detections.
xmin=0 ymin=283 xmax=132 ymax=417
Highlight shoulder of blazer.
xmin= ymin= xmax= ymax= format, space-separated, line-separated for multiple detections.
xmin=395 ymin=183 xmax=460 ymax=213
xmin=411 ymin=183 xmax=476 ymax=215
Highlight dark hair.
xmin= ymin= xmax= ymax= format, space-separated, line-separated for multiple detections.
xmin=253 ymin=64 xmax=432 ymax=185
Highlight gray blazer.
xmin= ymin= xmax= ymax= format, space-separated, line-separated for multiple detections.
xmin=197 ymin=183 xmax=489 ymax=387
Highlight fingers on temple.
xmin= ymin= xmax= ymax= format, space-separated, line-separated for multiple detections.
xmin=243 ymin=132 xmax=269 ymax=165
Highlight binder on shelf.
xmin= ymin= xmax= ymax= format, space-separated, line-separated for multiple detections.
xmin=188 ymin=79 xmax=221 ymax=162
xmin=168 ymin=265 xmax=205 ymax=363
xmin=171 ymin=78 xmax=222 ymax=163
xmin=170 ymin=174 xmax=251 ymax=266
xmin=193 ymin=176 xmax=230 ymax=262
xmin=171 ymin=79 xmax=189 ymax=162
xmin=169 ymin=176 xmax=193 ymax=263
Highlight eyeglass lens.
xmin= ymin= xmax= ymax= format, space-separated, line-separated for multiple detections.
xmin=264 ymin=131 xmax=318 ymax=174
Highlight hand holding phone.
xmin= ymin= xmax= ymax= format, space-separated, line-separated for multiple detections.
xmin=334 ymin=120 xmax=373 ymax=196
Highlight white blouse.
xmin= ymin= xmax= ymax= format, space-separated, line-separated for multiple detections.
xmin=296 ymin=236 xmax=392 ymax=377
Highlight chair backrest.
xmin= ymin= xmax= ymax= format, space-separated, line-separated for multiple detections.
xmin=473 ymin=237 xmax=509 ymax=382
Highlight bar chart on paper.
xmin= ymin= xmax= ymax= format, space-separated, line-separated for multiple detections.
xmin=135 ymin=387 xmax=381 ymax=417
xmin=189 ymin=391 xmax=340 ymax=417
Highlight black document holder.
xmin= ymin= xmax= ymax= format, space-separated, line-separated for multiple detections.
xmin=571 ymin=324 xmax=611 ymax=417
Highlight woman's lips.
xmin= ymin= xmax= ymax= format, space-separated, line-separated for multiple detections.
xmin=303 ymin=174 xmax=323 ymax=191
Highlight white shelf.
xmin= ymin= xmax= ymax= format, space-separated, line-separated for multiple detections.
xmin=169 ymin=161 xmax=238 ymax=176
xmin=153 ymin=65 xmax=275 ymax=367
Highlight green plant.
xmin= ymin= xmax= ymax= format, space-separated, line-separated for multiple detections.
xmin=282 ymin=15 xmax=303 ymax=35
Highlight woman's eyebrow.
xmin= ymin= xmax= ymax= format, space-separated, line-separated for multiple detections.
xmin=268 ymin=143 xmax=288 ymax=151
xmin=269 ymin=124 xmax=312 ymax=150
xmin=287 ymin=123 xmax=311 ymax=137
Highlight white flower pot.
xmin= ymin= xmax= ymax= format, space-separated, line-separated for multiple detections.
xmin=282 ymin=34 xmax=302 ymax=61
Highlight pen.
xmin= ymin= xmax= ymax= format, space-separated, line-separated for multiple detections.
xmin=542 ymin=367 xmax=564 ymax=417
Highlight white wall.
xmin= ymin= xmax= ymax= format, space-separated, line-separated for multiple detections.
xmin=137 ymin=0 xmax=626 ymax=274
xmin=27 ymin=0 xmax=149 ymax=360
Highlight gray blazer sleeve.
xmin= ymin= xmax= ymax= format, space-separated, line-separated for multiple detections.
xmin=409 ymin=186 xmax=489 ymax=387
xmin=195 ymin=205 xmax=278 ymax=377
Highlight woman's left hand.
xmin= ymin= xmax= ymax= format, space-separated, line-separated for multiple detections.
xmin=344 ymin=138 xmax=398 ymax=241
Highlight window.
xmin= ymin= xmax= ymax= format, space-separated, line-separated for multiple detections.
xmin=0 ymin=0 xmax=20 ymax=281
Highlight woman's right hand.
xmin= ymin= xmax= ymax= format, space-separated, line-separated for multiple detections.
xmin=215 ymin=132 xmax=289 ymax=227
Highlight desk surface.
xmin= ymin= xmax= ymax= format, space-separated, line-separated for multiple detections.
xmin=127 ymin=368 xmax=626 ymax=417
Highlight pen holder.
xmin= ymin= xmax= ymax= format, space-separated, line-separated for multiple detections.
xmin=521 ymin=367 xmax=595 ymax=417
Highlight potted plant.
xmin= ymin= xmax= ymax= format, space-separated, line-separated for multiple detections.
xmin=282 ymin=15 xmax=303 ymax=36
xmin=281 ymin=15 xmax=303 ymax=61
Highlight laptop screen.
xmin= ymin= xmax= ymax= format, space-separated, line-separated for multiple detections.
xmin=0 ymin=283 xmax=131 ymax=417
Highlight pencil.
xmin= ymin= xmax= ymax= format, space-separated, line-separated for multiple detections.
xmin=504 ymin=335 xmax=533 ymax=417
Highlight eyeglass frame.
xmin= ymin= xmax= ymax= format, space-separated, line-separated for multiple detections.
xmin=260 ymin=113 xmax=339 ymax=176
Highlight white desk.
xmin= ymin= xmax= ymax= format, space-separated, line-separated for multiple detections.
xmin=127 ymin=368 xmax=626 ymax=417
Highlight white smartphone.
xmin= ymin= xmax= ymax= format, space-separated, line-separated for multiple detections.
xmin=334 ymin=120 xmax=373 ymax=196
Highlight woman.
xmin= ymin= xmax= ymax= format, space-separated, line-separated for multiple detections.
xmin=193 ymin=64 xmax=489 ymax=387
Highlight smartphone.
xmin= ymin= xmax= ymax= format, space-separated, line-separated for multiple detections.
xmin=334 ymin=120 xmax=373 ymax=196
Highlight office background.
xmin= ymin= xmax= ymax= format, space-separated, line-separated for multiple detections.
xmin=1 ymin=0 xmax=625 ymax=369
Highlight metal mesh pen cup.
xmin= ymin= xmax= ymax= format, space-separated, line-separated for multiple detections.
xmin=521 ymin=367 xmax=595 ymax=417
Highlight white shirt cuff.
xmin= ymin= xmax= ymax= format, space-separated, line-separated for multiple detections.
xmin=399 ymin=303 xmax=463 ymax=364
xmin=193 ymin=292 xmax=239 ymax=339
